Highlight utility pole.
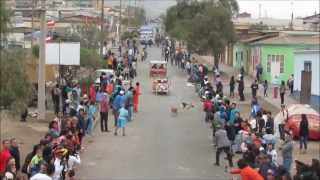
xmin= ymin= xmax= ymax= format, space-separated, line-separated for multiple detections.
xmin=31 ymin=0 xmax=35 ymax=47
xmin=38 ymin=0 xmax=46 ymax=120
xmin=99 ymin=0 xmax=104 ymax=57
xmin=127 ymin=0 xmax=130 ymax=27
xmin=134 ymin=0 xmax=137 ymax=17
xmin=119 ymin=0 xmax=122 ymax=44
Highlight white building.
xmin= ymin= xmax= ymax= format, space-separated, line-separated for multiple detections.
xmin=293 ymin=48 xmax=320 ymax=111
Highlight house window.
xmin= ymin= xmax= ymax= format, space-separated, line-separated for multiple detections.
xmin=304 ymin=61 xmax=312 ymax=72
xmin=272 ymin=55 xmax=276 ymax=62
xmin=267 ymin=55 xmax=271 ymax=72
xmin=240 ymin=52 xmax=243 ymax=62
xmin=280 ymin=55 xmax=284 ymax=73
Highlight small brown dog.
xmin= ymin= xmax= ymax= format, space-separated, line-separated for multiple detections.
xmin=171 ymin=102 xmax=194 ymax=116
xmin=171 ymin=107 xmax=178 ymax=114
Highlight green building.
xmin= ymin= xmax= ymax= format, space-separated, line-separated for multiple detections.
xmin=249 ymin=32 xmax=319 ymax=84
xmin=232 ymin=32 xmax=279 ymax=74
xmin=233 ymin=42 xmax=249 ymax=72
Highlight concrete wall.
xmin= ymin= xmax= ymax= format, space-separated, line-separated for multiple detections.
xmin=233 ymin=43 xmax=249 ymax=72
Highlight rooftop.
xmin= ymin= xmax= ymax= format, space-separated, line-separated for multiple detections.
xmin=251 ymin=33 xmax=320 ymax=45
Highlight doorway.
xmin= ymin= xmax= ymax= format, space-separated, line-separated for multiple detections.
xmin=271 ymin=55 xmax=281 ymax=82
xmin=300 ymin=62 xmax=312 ymax=104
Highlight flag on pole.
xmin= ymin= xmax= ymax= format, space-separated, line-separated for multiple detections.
xmin=46 ymin=36 xmax=52 ymax=42
xmin=47 ymin=20 xmax=55 ymax=28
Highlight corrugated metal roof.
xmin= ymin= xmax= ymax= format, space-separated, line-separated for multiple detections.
xmin=251 ymin=34 xmax=320 ymax=45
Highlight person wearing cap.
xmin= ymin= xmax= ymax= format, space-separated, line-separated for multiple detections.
xmin=214 ymin=123 xmax=233 ymax=167
xmin=114 ymin=104 xmax=129 ymax=136
xmin=133 ymin=82 xmax=141 ymax=112
xmin=52 ymin=148 xmax=67 ymax=180
xmin=113 ymin=90 xmax=125 ymax=126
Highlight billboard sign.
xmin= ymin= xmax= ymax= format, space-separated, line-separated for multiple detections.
xmin=46 ymin=42 xmax=80 ymax=65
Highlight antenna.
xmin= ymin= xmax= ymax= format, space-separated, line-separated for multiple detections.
xmin=259 ymin=4 xmax=262 ymax=19
xmin=290 ymin=1 xmax=294 ymax=30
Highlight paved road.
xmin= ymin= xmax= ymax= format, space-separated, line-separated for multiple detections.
xmin=77 ymin=47 xmax=230 ymax=179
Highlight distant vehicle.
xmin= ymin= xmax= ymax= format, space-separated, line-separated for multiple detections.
xmin=139 ymin=25 xmax=155 ymax=45
xmin=94 ymin=69 xmax=115 ymax=85
xmin=149 ymin=61 xmax=169 ymax=95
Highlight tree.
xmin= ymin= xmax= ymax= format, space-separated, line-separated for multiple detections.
xmin=80 ymin=48 xmax=104 ymax=70
xmin=164 ymin=0 xmax=238 ymax=67
xmin=0 ymin=1 xmax=32 ymax=111
xmin=0 ymin=0 xmax=11 ymax=48
xmin=32 ymin=45 xmax=39 ymax=58
xmin=0 ymin=49 xmax=32 ymax=110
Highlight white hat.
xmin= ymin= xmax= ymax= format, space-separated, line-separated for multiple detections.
xmin=215 ymin=94 xmax=220 ymax=99
xmin=120 ymin=90 xmax=125 ymax=95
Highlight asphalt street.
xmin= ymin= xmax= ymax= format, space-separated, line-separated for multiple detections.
xmin=77 ymin=47 xmax=231 ymax=179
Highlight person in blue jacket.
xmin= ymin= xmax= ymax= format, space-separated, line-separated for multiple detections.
xmin=112 ymin=90 xmax=125 ymax=127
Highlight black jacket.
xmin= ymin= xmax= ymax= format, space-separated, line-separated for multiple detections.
xmin=9 ymin=146 xmax=20 ymax=170
xmin=299 ymin=119 xmax=309 ymax=136
xmin=265 ymin=118 xmax=274 ymax=134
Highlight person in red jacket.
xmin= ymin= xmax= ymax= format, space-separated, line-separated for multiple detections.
xmin=89 ymin=84 xmax=96 ymax=103
xmin=0 ymin=139 xmax=12 ymax=176
xmin=203 ymin=98 xmax=212 ymax=123
xmin=133 ymin=82 xmax=141 ymax=112
xmin=230 ymin=158 xmax=263 ymax=180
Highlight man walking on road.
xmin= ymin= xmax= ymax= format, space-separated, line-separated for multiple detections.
xmin=251 ymin=80 xmax=259 ymax=99
xmin=238 ymin=76 xmax=245 ymax=101
xmin=100 ymin=93 xmax=109 ymax=132
xmin=124 ymin=87 xmax=134 ymax=122
xmin=113 ymin=90 xmax=125 ymax=127
xmin=214 ymin=124 xmax=233 ymax=167
xmin=133 ymin=82 xmax=141 ymax=113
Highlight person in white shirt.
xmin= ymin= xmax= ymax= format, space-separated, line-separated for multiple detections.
xmin=52 ymin=149 xmax=66 ymax=180
xmin=30 ymin=161 xmax=53 ymax=180
xmin=67 ymin=153 xmax=81 ymax=171
xmin=266 ymin=143 xmax=278 ymax=165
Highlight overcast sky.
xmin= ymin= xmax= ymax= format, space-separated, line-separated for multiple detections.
xmin=104 ymin=0 xmax=319 ymax=19
xmin=238 ymin=0 xmax=319 ymax=19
